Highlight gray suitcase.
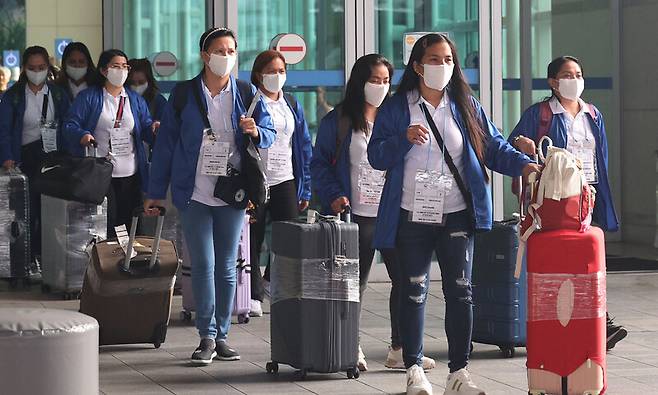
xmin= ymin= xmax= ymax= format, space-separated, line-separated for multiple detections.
xmin=0 ymin=169 xmax=31 ymax=287
xmin=266 ymin=210 xmax=361 ymax=379
xmin=40 ymin=195 xmax=107 ymax=298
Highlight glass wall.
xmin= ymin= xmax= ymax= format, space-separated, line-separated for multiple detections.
xmin=237 ymin=0 xmax=345 ymax=141
xmin=123 ymin=0 xmax=207 ymax=82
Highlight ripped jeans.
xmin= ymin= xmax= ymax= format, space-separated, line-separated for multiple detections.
xmin=396 ymin=209 xmax=474 ymax=372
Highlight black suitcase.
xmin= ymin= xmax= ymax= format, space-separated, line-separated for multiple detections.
xmin=0 ymin=169 xmax=32 ymax=287
xmin=266 ymin=210 xmax=361 ymax=379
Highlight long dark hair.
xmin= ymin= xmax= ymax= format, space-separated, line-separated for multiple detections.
xmin=397 ymin=33 xmax=488 ymax=174
xmin=18 ymin=46 xmax=53 ymax=85
xmin=54 ymin=42 xmax=96 ymax=86
xmin=92 ymin=49 xmax=128 ymax=87
xmin=338 ymin=53 xmax=393 ymax=133
xmin=127 ymin=58 xmax=160 ymax=103
xmin=250 ymin=50 xmax=286 ymax=87
xmin=546 ymin=55 xmax=583 ymax=100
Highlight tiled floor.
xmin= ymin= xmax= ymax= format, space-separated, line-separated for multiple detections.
xmin=1 ymin=271 xmax=657 ymax=394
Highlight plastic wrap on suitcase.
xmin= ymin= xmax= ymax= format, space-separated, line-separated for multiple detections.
xmin=41 ymin=195 xmax=107 ymax=293
xmin=0 ymin=170 xmax=30 ymax=279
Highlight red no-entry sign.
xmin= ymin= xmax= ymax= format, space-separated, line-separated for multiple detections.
xmin=271 ymin=33 xmax=306 ymax=65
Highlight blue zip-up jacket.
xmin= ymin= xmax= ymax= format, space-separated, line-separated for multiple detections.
xmin=149 ymin=93 xmax=167 ymax=121
xmin=310 ymin=109 xmax=353 ymax=214
xmin=508 ymin=101 xmax=619 ymax=232
xmin=147 ymin=75 xmax=276 ymax=209
xmin=283 ymin=94 xmax=312 ymax=201
xmin=63 ymin=86 xmax=153 ymax=192
xmin=0 ymin=81 xmax=70 ymax=164
xmin=367 ymin=92 xmax=532 ymax=249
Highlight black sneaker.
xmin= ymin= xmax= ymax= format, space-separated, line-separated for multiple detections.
xmin=606 ymin=315 xmax=628 ymax=351
xmin=190 ymin=338 xmax=217 ymax=365
xmin=215 ymin=340 xmax=241 ymax=361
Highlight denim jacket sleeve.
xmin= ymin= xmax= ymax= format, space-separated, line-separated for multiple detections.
xmin=310 ymin=112 xmax=347 ymax=206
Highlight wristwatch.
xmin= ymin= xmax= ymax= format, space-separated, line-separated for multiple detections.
xmin=513 ymin=135 xmax=524 ymax=145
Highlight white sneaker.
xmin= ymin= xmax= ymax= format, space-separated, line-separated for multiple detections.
xmin=249 ymin=299 xmax=263 ymax=317
xmin=444 ymin=368 xmax=485 ymax=395
xmin=357 ymin=345 xmax=368 ymax=371
xmin=386 ymin=347 xmax=437 ymax=370
xmin=407 ymin=365 xmax=433 ymax=395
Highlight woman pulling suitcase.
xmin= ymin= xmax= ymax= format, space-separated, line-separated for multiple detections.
xmin=508 ymin=55 xmax=625 ymax=351
xmin=367 ymin=33 xmax=539 ymax=395
xmin=311 ymin=54 xmax=435 ymax=372
xmin=144 ymin=27 xmax=276 ymax=365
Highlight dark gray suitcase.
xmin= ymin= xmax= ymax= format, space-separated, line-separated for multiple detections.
xmin=266 ymin=211 xmax=361 ymax=379
xmin=0 ymin=169 xmax=31 ymax=287
xmin=40 ymin=195 xmax=107 ymax=298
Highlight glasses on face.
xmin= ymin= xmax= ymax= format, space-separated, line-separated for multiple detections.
xmin=108 ymin=63 xmax=131 ymax=71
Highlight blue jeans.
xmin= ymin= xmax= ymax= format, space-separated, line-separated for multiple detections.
xmin=396 ymin=209 xmax=474 ymax=372
xmin=180 ymin=200 xmax=245 ymax=340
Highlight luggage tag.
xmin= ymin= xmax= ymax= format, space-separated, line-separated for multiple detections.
xmin=40 ymin=121 xmax=58 ymax=153
xmin=201 ymin=128 xmax=230 ymax=176
xmin=358 ymin=160 xmax=386 ymax=206
xmin=412 ymin=169 xmax=452 ymax=224
xmin=114 ymin=225 xmax=137 ymax=258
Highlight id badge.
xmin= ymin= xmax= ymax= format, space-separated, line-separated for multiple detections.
xmin=201 ymin=130 xmax=230 ymax=176
xmin=412 ymin=170 xmax=453 ymax=224
xmin=110 ymin=128 xmax=132 ymax=156
xmin=266 ymin=141 xmax=289 ymax=172
xmin=40 ymin=123 xmax=57 ymax=153
xmin=358 ymin=160 xmax=386 ymax=206
xmin=569 ymin=140 xmax=598 ymax=184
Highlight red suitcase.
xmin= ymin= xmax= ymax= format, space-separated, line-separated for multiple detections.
xmin=526 ymin=228 xmax=606 ymax=395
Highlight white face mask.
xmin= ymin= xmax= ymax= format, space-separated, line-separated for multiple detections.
xmin=131 ymin=83 xmax=148 ymax=96
xmin=364 ymin=82 xmax=390 ymax=107
xmin=557 ymin=78 xmax=584 ymax=101
xmin=207 ymin=53 xmax=236 ymax=77
xmin=106 ymin=67 xmax=128 ymax=87
xmin=26 ymin=69 xmax=48 ymax=86
xmin=420 ymin=63 xmax=454 ymax=91
xmin=262 ymin=73 xmax=286 ymax=94
xmin=66 ymin=66 xmax=87 ymax=81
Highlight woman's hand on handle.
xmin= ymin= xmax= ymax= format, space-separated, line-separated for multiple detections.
xmin=143 ymin=199 xmax=163 ymax=217
xmin=331 ymin=196 xmax=350 ymax=215
xmin=522 ymin=163 xmax=542 ymax=184
xmin=80 ymin=134 xmax=95 ymax=147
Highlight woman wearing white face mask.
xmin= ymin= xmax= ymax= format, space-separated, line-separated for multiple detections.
xmin=247 ymin=50 xmax=313 ymax=317
xmin=54 ymin=42 xmax=95 ymax=100
xmin=508 ymin=56 xmax=623 ymax=351
xmin=0 ymin=45 xmax=70 ymax=267
xmin=311 ymin=54 xmax=433 ymax=373
xmin=64 ymin=49 xmax=154 ymax=238
xmin=368 ymin=34 xmax=538 ymax=395
xmin=127 ymin=58 xmax=166 ymax=123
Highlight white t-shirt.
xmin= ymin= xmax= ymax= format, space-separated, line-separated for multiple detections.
xmin=191 ymin=80 xmax=238 ymax=207
xmin=93 ymin=88 xmax=137 ymax=177
xmin=401 ymin=91 xmax=467 ymax=214
xmin=68 ymin=80 xmax=88 ymax=99
xmin=349 ymin=121 xmax=382 ymax=217
xmin=259 ymin=90 xmax=294 ymax=187
xmin=22 ymin=84 xmax=55 ymax=145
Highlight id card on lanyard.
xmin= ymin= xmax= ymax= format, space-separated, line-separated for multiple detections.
xmin=109 ymin=96 xmax=132 ymax=156
xmin=412 ymin=170 xmax=453 ymax=223
xmin=266 ymin=138 xmax=290 ymax=173
xmin=39 ymin=94 xmax=57 ymax=153
xmin=568 ymin=136 xmax=598 ymax=184
xmin=358 ymin=160 xmax=386 ymax=206
xmin=201 ymin=128 xmax=230 ymax=176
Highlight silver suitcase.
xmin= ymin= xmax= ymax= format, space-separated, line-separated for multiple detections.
xmin=0 ymin=169 xmax=31 ymax=288
xmin=41 ymin=195 xmax=107 ymax=298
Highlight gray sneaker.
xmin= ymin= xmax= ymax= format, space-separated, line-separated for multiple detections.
xmin=190 ymin=338 xmax=217 ymax=365
xmin=215 ymin=340 xmax=241 ymax=361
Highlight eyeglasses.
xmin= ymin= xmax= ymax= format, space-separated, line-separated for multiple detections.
xmin=108 ymin=64 xmax=131 ymax=71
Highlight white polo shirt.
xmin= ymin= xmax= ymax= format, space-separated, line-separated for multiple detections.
xmin=401 ymin=91 xmax=467 ymax=214
xmin=94 ymin=88 xmax=137 ymax=177
xmin=550 ymin=96 xmax=597 ymax=152
xmin=22 ymin=83 xmax=55 ymax=145
xmin=259 ymin=90 xmax=294 ymax=187
xmin=69 ymin=80 xmax=88 ymax=99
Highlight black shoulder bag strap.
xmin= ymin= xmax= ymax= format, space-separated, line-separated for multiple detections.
xmin=419 ymin=102 xmax=473 ymax=213
xmin=190 ymin=79 xmax=211 ymax=130
xmin=40 ymin=93 xmax=49 ymax=124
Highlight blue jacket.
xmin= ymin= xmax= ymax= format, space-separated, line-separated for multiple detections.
xmin=63 ymin=86 xmax=153 ymax=192
xmin=148 ymin=92 xmax=168 ymax=121
xmin=367 ymin=92 xmax=531 ymax=249
xmin=283 ymin=94 xmax=313 ymax=201
xmin=147 ymin=75 xmax=276 ymax=209
xmin=508 ymin=101 xmax=619 ymax=232
xmin=310 ymin=109 xmax=353 ymax=214
xmin=0 ymin=81 xmax=70 ymax=164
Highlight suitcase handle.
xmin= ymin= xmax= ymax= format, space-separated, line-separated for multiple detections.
xmin=121 ymin=206 xmax=167 ymax=273
xmin=10 ymin=221 xmax=20 ymax=238
xmin=341 ymin=204 xmax=351 ymax=224
xmin=84 ymin=140 xmax=99 ymax=158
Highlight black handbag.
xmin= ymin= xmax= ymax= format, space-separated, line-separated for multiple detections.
xmin=189 ymin=78 xmax=269 ymax=209
xmin=33 ymin=145 xmax=113 ymax=205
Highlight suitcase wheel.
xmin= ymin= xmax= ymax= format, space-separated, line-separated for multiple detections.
xmin=500 ymin=346 xmax=515 ymax=358
xmin=237 ymin=314 xmax=250 ymax=324
xmin=153 ymin=341 xmax=161 ymax=349
xmin=346 ymin=367 xmax=359 ymax=379
xmin=265 ymin=361 xmax=278 ymax=374
xmin=295 ymin=369 xmax=307 ymax=380
xmin=180 ymin=310 xmax=193 ymax=323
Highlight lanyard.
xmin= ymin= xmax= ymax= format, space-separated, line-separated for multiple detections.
xmin=40 ymin=94 xmax=49 ymax=124
xmin=113 ymin=96 xmax=126 ymax=128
